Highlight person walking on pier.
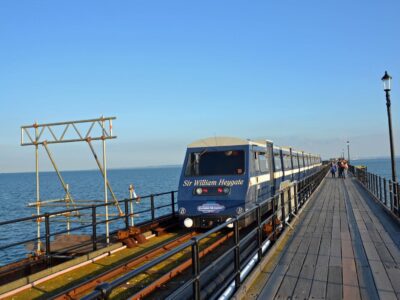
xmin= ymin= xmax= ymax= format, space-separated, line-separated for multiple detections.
xmin=330 ymin=163 xmax=337 ymax=178
xmin=338 ymin=160 xmax=344 ymax=178
xmin=342 ymin=160 xmax=348 ymax=179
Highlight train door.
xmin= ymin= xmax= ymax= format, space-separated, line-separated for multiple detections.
xmin=273 ymin=147 xmax=283 ymax=193
xmin=289 ymin=148 xmax=295 ymax=181
xmin=266 ymin=141 xmax=274 ymax=197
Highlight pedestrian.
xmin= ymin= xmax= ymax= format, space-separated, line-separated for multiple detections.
xmin=342 ymin=160 xmax=348 ymax=179
xmin=338 ymin=160 xmax=343 ymax=178
xmin=330 ymin=163 xmax=337 ymax=178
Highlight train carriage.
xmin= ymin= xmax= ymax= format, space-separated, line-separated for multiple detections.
xmin=177 ymin=137 xmax=321 ymax=228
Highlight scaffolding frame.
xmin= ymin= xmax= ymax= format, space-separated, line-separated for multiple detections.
xmin=21 ymin=116 xmax=120 ymax=250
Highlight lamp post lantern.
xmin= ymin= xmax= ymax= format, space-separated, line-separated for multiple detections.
xmin=382 ymin=71 xmax=397 ymax=184
xmin=347 ymin=141 xmax=350 ymax=163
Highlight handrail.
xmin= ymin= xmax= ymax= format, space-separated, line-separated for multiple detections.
xmin=0 ymin=190 xmax=178 ymax=267
xmin=349 ymin=165 xmax=400 ymax=218
xmin=83 ymin=164 xmax=329 ymax=300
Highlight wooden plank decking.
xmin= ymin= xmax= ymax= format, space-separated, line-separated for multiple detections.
xmin=246 ymin=175 xmax=400 ymax=300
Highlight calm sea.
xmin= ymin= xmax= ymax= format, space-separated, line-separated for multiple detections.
xmin=351 ymin=157 xmax=400 ymax=180
xmin=0 ymin=167 xmax=181 ymax=266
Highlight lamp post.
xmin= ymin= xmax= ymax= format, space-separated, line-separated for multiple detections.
xmin=347 ymin=141 xmax=350 ymax=163
xmin=382 ymin=71 xmax=397 ymax=184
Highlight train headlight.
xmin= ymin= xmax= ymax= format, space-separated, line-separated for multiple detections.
xmin=226 ymin=218 xmax=234 ymax=228
xmin=179 ymin=207 xmax=186 ymax=215
xmin=236 ymin=207 xmax=244 ymax=215
xmin=184 ymin=218 xmax=193 ymax=228
xmin=195 ymin=188 xmax=203 ymax=195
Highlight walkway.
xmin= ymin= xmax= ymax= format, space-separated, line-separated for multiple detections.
xmin=246 ymin=175 xmax=400 ymax=300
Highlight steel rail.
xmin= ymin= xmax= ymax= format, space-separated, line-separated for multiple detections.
xmin=126 ymin=231 xmax=234 ymax=300
xmin=50 ymin=231 xmax=197 ymax=300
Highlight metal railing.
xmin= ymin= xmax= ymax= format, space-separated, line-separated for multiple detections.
xmin=82 ymin=165 xmax=329 ymax=300
xmin=349 ymin=165 xmax=400 ymax=218
xmin=0 ymin=191 xmax=178 ymax=268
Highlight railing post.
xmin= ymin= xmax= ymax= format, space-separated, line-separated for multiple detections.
xmin=45 ymin=213 xmax=51 ymax=260
xmin=369 ymin=173 xmax=374 ymax=189
xmin=389 ymin=180 xmax=394 ymax=211
xmin=124 ymin=199 xmax=129 ymax=230
xmin=92 ymin=205 xmax=97 ymax=251
xmin=234 ymin=218 xmax=241 ymax=289
xmin=287 ymin=188 xmax=292 ymax=218
xmin=272 ymin=195 xmax=277 ymax=240
xmin=294 ymin=184 xmax=298 ymax=214
xmin=396 ymin=183 xmax=400 ymax=215
xmin=371 ymin=173 xmax=374 ymax=191
xmin=281 ymin=191 xmax=286 ymax=228
xmin=384 ymin=178 xmax=387 ymax=207
xmin=256 ymin=205 xmax=262 ymax=261
xmin=191 ymin=239 xmax=200 ymax=300
xmin=150 ymin=194 xmax=155 ymax=221
xmin=371 ymin=174 xmax=375 ymax=195
xmin=373 ymin=174 xmax=377 ymax=196
xmin=171 ymin=191 xmax=175 ymax=216
xmin=379 ymin=176 xmax=383 ymax=202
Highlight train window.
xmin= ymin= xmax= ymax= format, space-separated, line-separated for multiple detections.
xmin=274 ymin=150 xmax=282 ymax=171
xmin=292 ymin=154 xmax=298 ymax=168
xmin=258 ymin=152 xmax=269 ymax=173
xmin=283 ymin=153 xmax=291 ymax=171
xmin=298 ymin=154 xmax=303 ymax=167
xmin=185 ymin=150 xmax=245 ymax=176
xmin=253 ymin=151 xmax=260 ymax=174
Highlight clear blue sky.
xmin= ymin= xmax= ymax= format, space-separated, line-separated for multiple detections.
xmin=1 ymin=1 xmax=400 ymax=172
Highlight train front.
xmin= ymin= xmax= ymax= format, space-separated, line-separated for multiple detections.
xmin=177 ymin=140 xmax=249 ymax=229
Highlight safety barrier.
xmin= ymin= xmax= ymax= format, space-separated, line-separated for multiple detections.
xmin=82 ymin=165 xmax=329 ymax=300
xmin=0 ymin=191 xmax=177 ymax=268
xmin=349 ymin=165 xmax=400 ymax=218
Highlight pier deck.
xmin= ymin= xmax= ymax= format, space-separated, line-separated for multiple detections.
xmin=244 ymin=175 xmax=400 ymax=300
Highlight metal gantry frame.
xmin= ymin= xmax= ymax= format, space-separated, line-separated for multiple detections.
xmin=21 ymin=116 xmax=121 ymax=250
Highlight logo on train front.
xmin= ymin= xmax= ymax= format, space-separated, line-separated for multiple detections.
xmin=197 ymin=202 xmax=225 ymax=213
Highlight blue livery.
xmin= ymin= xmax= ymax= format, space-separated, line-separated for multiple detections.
xmin=177 ymin=137 xmax=321 ymax=228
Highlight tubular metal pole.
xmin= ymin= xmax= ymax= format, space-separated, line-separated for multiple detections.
xmin=42 ymin=142 xmax=78 ymax=211
xmin=35 ymin=123 xmax=41 ymax=253
xmin=129 ymin=184 xmax=134 ymax=226
xmin=386 ymin=90 xmax=397 ymax=184
xmin=86 ymin=140 xmax=123 ymax=215
xmin=66 ymin=184 xmax=71 ymax=234
xmin=347 ymin=141 xmax=350 ymax=163
xmin=102 ymin=118 xmax=109 ymax=244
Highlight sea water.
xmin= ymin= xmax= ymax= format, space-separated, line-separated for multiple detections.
xmin=0 ymin=167 xmax=181 ymax=265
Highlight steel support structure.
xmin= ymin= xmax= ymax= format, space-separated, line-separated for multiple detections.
xmin=21 ymin=116 xmax=118 ymax=247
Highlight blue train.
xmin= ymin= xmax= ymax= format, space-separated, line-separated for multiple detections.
xmin=177 ymin=137 xmax=322 ymax=228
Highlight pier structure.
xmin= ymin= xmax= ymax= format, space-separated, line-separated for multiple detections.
xmin=235 ymin=169 xmax=400 ymax=300
xmin=0 ymin=165 xmax=399 ymax=299
xmin=20 ymin=116 xmax=121 ymax=249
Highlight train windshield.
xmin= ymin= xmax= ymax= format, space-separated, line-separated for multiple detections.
xmin=185 ymin=150 xmax=245 ymax=176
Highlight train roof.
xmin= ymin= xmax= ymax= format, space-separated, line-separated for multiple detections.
xmin=187 ymin=136 xmax=270 ymax=148
xmin=187 ymin=137 xmax=321 ymax=158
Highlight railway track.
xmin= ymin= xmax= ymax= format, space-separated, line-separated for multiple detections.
xmin=50 ymin=229 xmax=233 ymax=300
xmin=49 ymin=231 xmax=198 ymax=300
xmin=113 ymin=231 xmax=234 ymax=300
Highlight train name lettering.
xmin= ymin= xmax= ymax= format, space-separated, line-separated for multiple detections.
xmin=182 ymin=179 xmax=244 ymax=187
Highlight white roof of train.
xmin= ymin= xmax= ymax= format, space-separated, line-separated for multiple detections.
xmin=188 ymin=137 xmax=258 ymax=148
xmin=188 ymin=136 xmax=320 ymax=157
